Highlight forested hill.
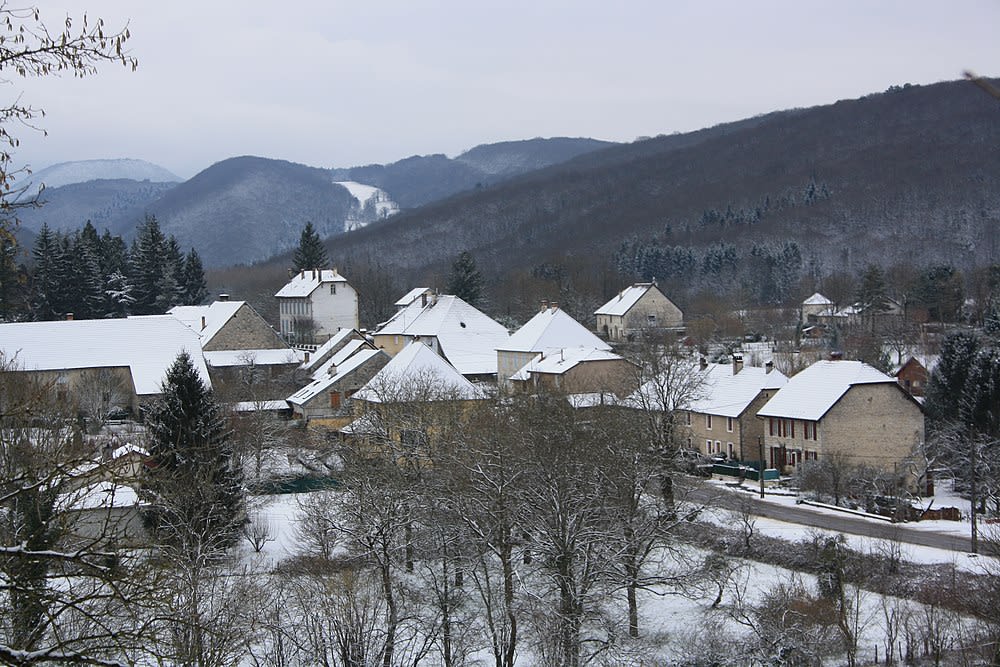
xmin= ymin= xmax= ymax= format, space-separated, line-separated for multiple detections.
xmin=314 ymin=79 xmax=1000 ymax=302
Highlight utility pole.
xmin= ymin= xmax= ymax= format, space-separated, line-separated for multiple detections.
xmin=758 ymin=436 xmax=765 ymax=499
xmin=969 ymin=428 xmax=979 ymax=555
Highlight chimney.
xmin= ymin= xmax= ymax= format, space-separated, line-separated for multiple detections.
xmin=830 ymin=351 xmax=843 ymax=361
xmin=540 ymin=299 xmax=549 ymax=312
xmin=300 ymin=269 xmax=305 ymax=279
xmin=332 ymin=266 xmax=338 ymax=276
xmin=65 ymin=312 xmax=74 ymax=321
xmin=287 ymin=268 xmax=294 ymax=278
xmin=732 ymin=353 xmax=744 ymax=375
xmin=765 ymin=360 xmax=774 ymax=374
xmin=218 ymin=293 xmax=229 ymax=301
xmin=421 ymin=293 xmax=428 ymax=307
xmin=303 ymin=352 xmax=311 ymax=363
xmin=200 ymin=316 xmax=206 ymax=330
xmin=312 ymin=269 xmax=317 ymax=280
xmin=550 ymin=302 xmax=559 ymax=311
xmin=699 ymin=357 xmax=707 ymax=370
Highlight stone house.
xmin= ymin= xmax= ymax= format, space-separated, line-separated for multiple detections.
xmin=757 ymin=360 xmax=924 ymax=474
xmin=801 ymin=292 xmax=835 ymax=326
xmin=373 ymin=293 xmax=510 ymax=381
xmin=508 ymin=346 xmax=639 ymax=398
xmin=287 ymin=347 xmax=389 ymax=428
xmin=497 ymin=304 xmax=610 ymax=388
xmin=275 ymin=268 xmax=359 ymax=344
xmin=0 ymin=316 xmax=209 ymax=416
xmin=169 ymin=298 xmax=287 ymax=352
xmin=595 ymin=282 xmax=683 ymax=342
xmin=679 ymin=356 xmax=788 ymax=461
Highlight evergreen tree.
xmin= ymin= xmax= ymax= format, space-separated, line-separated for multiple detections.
xmin=30 ymin=224 xmax=60 ymax=320
xmin=144 ymin=351 xmax=245 ymax=553
xmin=181 ymin=248 xmax=208 ymax=305
xmin=446 ymin=250 xmax=484 ymax=307
xmin=0 ymin=227 xmax=26 ymax=321
xmin=855 ymin=264 xmax=890 ymax=315
xmin=71 ymin=229 xmax=104 ymax=319
xmin=130 ymin=215 xmax=168 ymax=315
xmin=292 ymin=221 xmax=328 ymax=272
xmin=925 ymin=331 xmax=980 ymax=428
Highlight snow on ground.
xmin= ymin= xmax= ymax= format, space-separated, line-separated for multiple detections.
xmin=335 ymin=180 xmax=400 ymax=229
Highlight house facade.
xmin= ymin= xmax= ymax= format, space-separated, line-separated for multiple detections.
xmin=287 ymin=348 xmax=389 ymax=427
xmin=679 ymin=357 xmax=787 ymax=461
xmin=169 ymin=299 xmax=287 ymax=352
xmin=757 ymin=360 xmax=924 ymax=474
xmin=508 ymin=347 xmax=638 ymax=398
xmin=275 ymin=268 xmax=359 ymax=344
xmin=595 ymin=282 xmax=683 ymax=342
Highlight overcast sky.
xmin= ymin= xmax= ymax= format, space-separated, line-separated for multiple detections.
xmin=12 ymin=1 xmax=1000 ymax=179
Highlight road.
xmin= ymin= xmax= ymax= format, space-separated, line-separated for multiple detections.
xmin=683 ymin=482 xmax=975 ymax=553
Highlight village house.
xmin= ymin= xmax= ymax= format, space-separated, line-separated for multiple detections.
xmin=678 ymin=356 xmax=787 ymax=461
xmin=497 ymin=303 xmax=611 ymax=388
xmin=297 ymin=328 xmax=369 ymax=377
xmin=287 ymin=347 xmax=389 ymax=428
xmin=595 ymin=282 xmax=683 ymax=342
xmin=756 ymin=359 xmax=924 ymax=474
xmin=0 ymin=316 xmax=210 ymax=417
xmin=800 ymin=292 xmax=835 ymax=326
xmin=372 ymin=292 xmax=510 ymax=381
xmin=892 ymin=355 xmax=934 ymax=399
xmin=275 ymin=268 xmax=359 ymax=344
xmin=508 ymin=346 xmax=638 ymax=399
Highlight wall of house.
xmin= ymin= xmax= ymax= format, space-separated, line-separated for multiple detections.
xmin=309 ymin=281 xmax=359 ymax=339
xmin=25 ymin=366 xmax=140 ymax=416
xmin=822 ymin=383 xmax=924 ymax=472
xmin=497 ymin=350 xmax=539 ymax=387
xmin=683 ymin=409 xmax=741 ymax=459
xmin=204 ymin=304 xmax=287 ymax=351
xmin=299 ymin=354 xmax=389 ymax=422
xmin=622 ymin=290 xmax=683 ymax=333
xmin=896 ymin=360 xmax=928 ymax=397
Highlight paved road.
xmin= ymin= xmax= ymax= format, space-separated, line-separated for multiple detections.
xmin=683 ymin=482 xmax=975 ymax=553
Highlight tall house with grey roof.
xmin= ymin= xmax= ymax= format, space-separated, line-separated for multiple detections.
xmin=595 ymin=282 xmax=683 ymax=342
xmin=275 ymin=268 xmax=359 ymax=345
xmin=757 ymin=359 xmax=924 ymax=474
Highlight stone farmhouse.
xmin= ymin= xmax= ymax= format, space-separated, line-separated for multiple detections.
xmin=595 ymin=282 xmax=683 ymax=342
xmin=275 ymin=268 xmax=359 ymax=344
xmin=508 ymin=346 xmax=638 ymax=399
xmin=0 ymin=316 xmax=209 ymax=416
xmin=757 ymin=359 xmax=924 ymax=474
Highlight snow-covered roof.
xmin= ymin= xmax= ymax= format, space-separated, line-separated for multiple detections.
xmin=625 ymin=361 xmax=787 ymax=417
xmin=311 ymin=339 xmax=370 ymax=380
xmin=231 ymin=400 xmax=291 ymax=412
xmin=595 ymin=283 xmax=657 ymax=316
xmin=803 ymin=292 xmax=834 ymax=306
xmin=567 ymin=392 xmax=619 ymax=408
xmin=59 ymin=480 xmax=141 ymax=511
xmin=511 ymin=347 xmax=624 ymax=380
xmin=353 ymin=341 xmax=481 ymax=403
xmin=501 ymin=307 xmax=610 ymax=354
xmin=757 ymin=360 xmax=896 ymax=421
xmin=300 ymin=328 xmax=359 ymax=372
xmin=204 ymin=348 xmax=304 ymax=367
xmin=111 ymin=443 xmax=149 ymax=459
xmin=275 ymin=269 xmax=348 ymax=298
xmin=168 ymin=300 xmax=244 ymax=346
xmin=395 ymin=287 xmax=433 ymax=307
xmin=0 ymin=316 xmax=210 ymax=395
xmin=289 ymin=348 xmax=386 ymax=406
xmin=376 ymin=295 xmax=510 ymax=375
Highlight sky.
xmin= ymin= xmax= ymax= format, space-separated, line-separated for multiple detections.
xmin=11 ymin=1 xmax=1000 ymax=179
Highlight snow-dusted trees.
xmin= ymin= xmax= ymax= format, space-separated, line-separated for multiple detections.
xmin=446 ymin=250 xmax=485 ymax=308
xmin=0 ymin=358 xmax=157 ymax=664
xmin=292 ymin=221 xmax=329 ymax=273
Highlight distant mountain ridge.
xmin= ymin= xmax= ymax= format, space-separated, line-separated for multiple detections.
xmin=25 ymin=158 xmax=180 ymax=191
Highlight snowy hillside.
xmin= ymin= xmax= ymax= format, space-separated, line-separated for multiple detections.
xmin=24 ymin=158 xmax=180 ymax=192
xmin=335 ymin=180 xmax=400 ymax=230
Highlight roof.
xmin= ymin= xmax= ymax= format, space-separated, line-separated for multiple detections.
xmin=353 ymin=341 xmax=481 ymax=403
xmin=0 ymin=316 xmax=210 ymax=395
xmin=595 ymin=283 xmax=656 ymax=316
xmin=803 ymin=292 xmax=834 ymax=306
xmin=625 ymin=361 xmax=787 ymax=417
xmin=395 ymin=287 xmax=433 ymax=307
xmin=203 ymin=348 xmax=304 ymax=367
xmin=311 ymin=338 xmax=370 ymax=380
xmin=274 ymin=269 xmax=348 ymax=298
xmin=231 ymin=400 xmax=291 ymax=412
xmin=289 ymin=348 xmax=386 ymax=406
xmin=511 ymin=346 xmax=625 ymax=380
xmin=376 ymin=295 xmax=510 ymax=375
xmin=757 ymin=360 xmax=896 ymax=421
xmin=168 ymin=300 xmax=244 ymax=346
xmin=299 ymin=328 xmax=361 ymax=372
xmin=501 ymin=307 xmax=610 ymax=354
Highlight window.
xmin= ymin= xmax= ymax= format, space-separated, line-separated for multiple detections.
xmin=705 ymin=439 xmax=712 ymax=453
xmin=330 ymin=284 xmax=337 ymax=295
xmin=715 ymin=440 xmax=722 ymax=454
xmin=706 ymin=414 xmax=713 ymax=430
xmin=726 ymin=417 xmax=734 ymax=432
xmin=647 ymin=314 xmax=657 ymax=325
xmin=769 ymin=418 xmax=775 ymax=436
xmin=727 ymin=442 xmax=734 ymax=458
xmin=329 ymin=391 xmax=341 ymax=409
xmin=685 ymin=411 xmax=691 ymax=426
xmin=803 ymin=422 xmax=810 ymax=440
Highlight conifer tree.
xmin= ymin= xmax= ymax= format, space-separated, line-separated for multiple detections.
xmin=446 ymin=250 xmax=484 ymax=307
xmin=130 ymin=215 xmax=168 ymax=315
xmin=30 ymin=224 xmax=60 ymax=319
xmin=181 ymin=248 xmax=208 ymax=305
xmin=144 ymin=351 xmax=245 ymax=553
xmin=292 ymin=221 xmax=328 ymax=272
